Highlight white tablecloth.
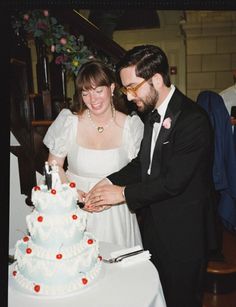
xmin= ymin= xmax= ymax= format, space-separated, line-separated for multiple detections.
xmin=8 ymin=242 xmax=166 ymax=307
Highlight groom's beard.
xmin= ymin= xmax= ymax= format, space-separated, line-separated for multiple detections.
xmin=134 ymin=87 xmax=159 ymax=113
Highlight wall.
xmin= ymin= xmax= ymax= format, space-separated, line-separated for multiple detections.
xmin=113 ymin=10 xmax=236 ymax=101
xmin=113 ymin=11 xmax=186 ymax=94
xmin=9 ymin=133 xmax=44 ymax=249
xmin=9 ymin=133 xmax=31 ymax=250
xmin=181 ymin=10 xmax=236 ymax=101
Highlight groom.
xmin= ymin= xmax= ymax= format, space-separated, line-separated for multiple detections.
xmin=85 ymin=45 xmax=217 ymax=307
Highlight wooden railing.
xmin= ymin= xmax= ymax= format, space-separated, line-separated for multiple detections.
xmin=31 ymin=120 xmax=53 ymax=127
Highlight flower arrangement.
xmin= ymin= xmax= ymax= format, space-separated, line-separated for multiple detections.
xmin=11 ymin=9 xmax=93 ymax=76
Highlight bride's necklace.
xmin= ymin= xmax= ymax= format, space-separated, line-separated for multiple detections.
xmin=87 ymin=106 xmax=115 ymax=133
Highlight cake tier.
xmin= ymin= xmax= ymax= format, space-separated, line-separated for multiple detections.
xmin=26 ymin=207 xmax=87 ymax=248
xmin=31 ymin=182 xmax=78 ymax=214
xmin=13 ymin=233 xmax=102 ymax=295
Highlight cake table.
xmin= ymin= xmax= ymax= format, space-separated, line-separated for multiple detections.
xmin=8 ymin=241 xmax=166 ymax=307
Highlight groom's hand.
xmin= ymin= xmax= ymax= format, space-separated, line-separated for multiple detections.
xmin=84 ymin=184 xmax=126 ymax=211
xmin=79 ymin=178 xmax=112 ymax=212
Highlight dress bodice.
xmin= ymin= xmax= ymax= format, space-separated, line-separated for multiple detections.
xmin=67 ymin=145 xmax=130 ymax=180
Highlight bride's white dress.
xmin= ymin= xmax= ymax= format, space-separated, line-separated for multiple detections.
xmin=43 ymin=109 xmax=144 ymax=248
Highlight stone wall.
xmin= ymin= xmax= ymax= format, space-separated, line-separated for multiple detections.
xmin=183 ymin=11 xmax=236 ymax=100
xmin=113 ymin=10 xmax=236 ymax=101
xmin=113 ymin=11 xmax=187 ymax=94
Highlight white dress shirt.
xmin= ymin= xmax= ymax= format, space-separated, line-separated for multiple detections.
xmin=220 ymin=84 xmax=236 ymax=115
xmin=148 ymin=84 xmax=175 ymax=174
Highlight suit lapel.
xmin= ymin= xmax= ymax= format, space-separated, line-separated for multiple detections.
xmin=151 ymin=88 xmax=183 ymax=174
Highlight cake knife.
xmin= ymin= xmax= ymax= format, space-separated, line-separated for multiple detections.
xmin=102 ymin=249 xmax=144 ymax=263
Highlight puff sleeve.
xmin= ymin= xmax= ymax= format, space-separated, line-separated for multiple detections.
xmin=43 ymin=109 xmax=77 ymax=158
xmin=125 ymin=115 xmax=144 ymax=160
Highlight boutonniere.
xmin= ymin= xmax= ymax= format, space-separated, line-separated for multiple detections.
xmin=162 ymin=117 xmax=172 ymax=129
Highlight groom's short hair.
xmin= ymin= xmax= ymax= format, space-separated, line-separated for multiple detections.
xmin=116 ymin=44 xmax=171 ymax=87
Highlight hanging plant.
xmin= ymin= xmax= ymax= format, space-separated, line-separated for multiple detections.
xmin=11 ymin=9 xmax=94 ymax=76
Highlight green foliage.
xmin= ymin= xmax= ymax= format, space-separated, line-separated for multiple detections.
xmin=11 ymin=9 xmax=93 ymax=76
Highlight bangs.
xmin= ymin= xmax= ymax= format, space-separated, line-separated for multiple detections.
xmin=77 ymin=66 xmax=111 ymax=92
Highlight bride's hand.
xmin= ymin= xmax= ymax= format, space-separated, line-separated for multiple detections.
xmin=76 ymin=189 xmax=110 ymax=212
xmin=77 ymin=189 xmax=86 ymax=202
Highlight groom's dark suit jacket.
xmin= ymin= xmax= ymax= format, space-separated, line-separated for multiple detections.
xmin=108 ymin=88 xmax=217 ymax=261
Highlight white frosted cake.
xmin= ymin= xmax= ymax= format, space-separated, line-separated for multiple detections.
xmin=11 ymin=163 xmax=102 ymax=296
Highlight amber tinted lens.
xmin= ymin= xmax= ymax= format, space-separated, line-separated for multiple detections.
xmin=120 ymin=79 xmax=147 ymax=96
xmin=120 ymin=87 xmax=128 ymax=95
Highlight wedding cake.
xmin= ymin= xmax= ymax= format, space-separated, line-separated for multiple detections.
xmin=11 ymin=162 xmax=102 ymax=296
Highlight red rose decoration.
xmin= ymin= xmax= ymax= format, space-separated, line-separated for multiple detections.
xmin=82 ymin=278 xmax=88 ymax=285
xmin=87 ymin=239 xmax=93 ymax=245
xmin=56 ymin=253 xmax=63 ymax=259
xmin=60 ymin=37 xmax=67 ymax=45
xmin=13 ymin=270 xmax=17 ymax=276
xmin=51 ymin=189 xmax=56 ymax=195
xmin=72 ymin=214 xmax=78 ymax=220
xmin=34 ymin=285 xmax=40 ymax=292
xmin=34 ymin=186 xmax=41 ymax=191
xmin=69 ymin=182 xmax=76 ymax=188
xmin=26 ymin=248 xmax=32 ymax=254
xmin=37 ymin=216 xmax=43 ymax=222
xmin=23 ymin=236 xmax=29 ymax=242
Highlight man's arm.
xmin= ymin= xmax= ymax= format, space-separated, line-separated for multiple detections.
xmin=85 ymin=109 xmax=213 ymax=212
xmin=84 ymin=153 xmax=141 ymax=211
xmin=108 ymin=154 xmax=142 ymax=185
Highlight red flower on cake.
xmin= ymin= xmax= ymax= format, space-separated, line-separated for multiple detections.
xmin=69 ymin=182 xmax=76 ymax=188
xmin=34 ymin=284 xmax=41 ymax=292
xmin=72 ymin=214 xmax=78 ymax=220
xmin=82 ymin=278 xmax=88 ymax=285
xmin=13 ymin=270 xmax=17 ymax=276
xmin=23 ymin=236 xmax=29 ymax=242
xmin=51 ymin=189 xmax=57 ymax=194
xmin=26 ymin=248 xmax=32 ymax=254
xmin=37 ymin=216 xmax=43 ymax=222
xmin=34 ymin=186 xmax=41 ymax=191
xmin=87 ymin=239 xmax=93 ymax=245
xmin=56 ymin=253 xmax=63 ymax=259
xmin=98 ymin=255 xmax=102 ymax=261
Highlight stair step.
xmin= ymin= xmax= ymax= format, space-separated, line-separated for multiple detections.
xmin=207 ymin=261 xmax=236 ymax=274
xmin=205 ymin=229 xmax=236 ymax=294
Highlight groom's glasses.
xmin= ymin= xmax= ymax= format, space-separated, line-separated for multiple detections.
xmin=120 ymin=78 xmax=151 ymax=96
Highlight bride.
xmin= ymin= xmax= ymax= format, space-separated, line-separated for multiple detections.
xmin=43 ymin=60 xmax=144 ymax=248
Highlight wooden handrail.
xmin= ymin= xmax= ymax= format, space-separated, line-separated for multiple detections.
xmin=31 ymin=120 xmax=53 ymax=127
xmin=207 ymin=261 xmax=236 ymax=274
